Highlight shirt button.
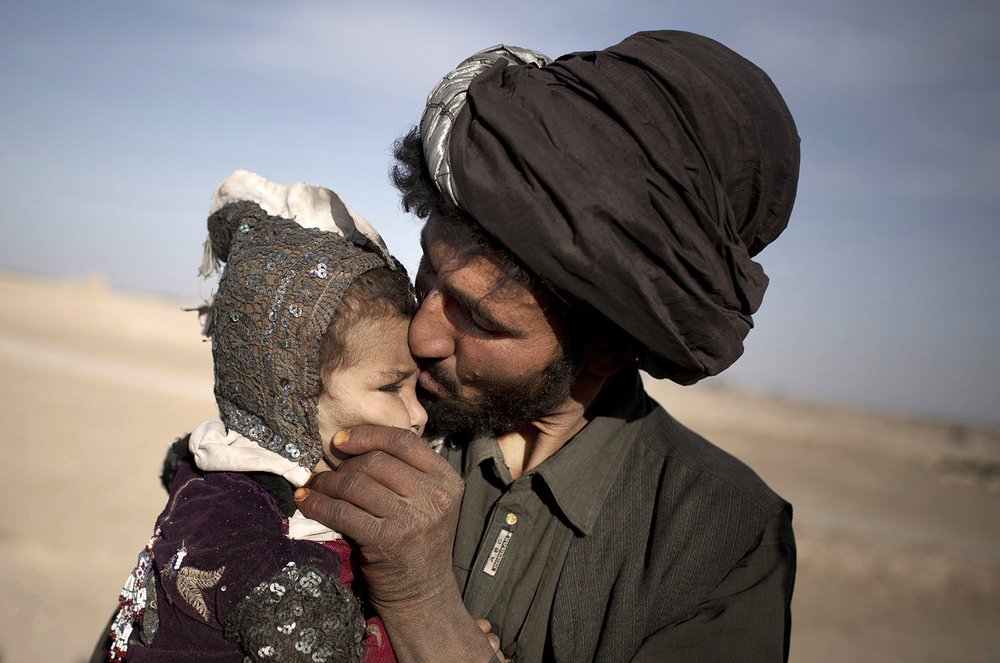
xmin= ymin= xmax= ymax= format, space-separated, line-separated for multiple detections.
xmin=505 ymin=512 xmax=518 ymax=526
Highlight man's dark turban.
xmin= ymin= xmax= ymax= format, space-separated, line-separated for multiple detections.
xmin=421 ymin=30 xmax=800 ymax=383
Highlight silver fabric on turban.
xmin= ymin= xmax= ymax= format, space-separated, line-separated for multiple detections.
xmin=420 ymin=45 xmax=550 ymax=208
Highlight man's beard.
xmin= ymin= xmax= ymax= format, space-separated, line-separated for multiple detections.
xmin=420 ymin=352 xmax=580 ymax=439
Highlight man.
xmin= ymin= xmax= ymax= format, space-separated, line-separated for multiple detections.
xmin=296 ymin=30 xmax=800 ymax=662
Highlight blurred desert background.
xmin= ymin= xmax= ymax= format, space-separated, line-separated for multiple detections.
xmin=0 ymin=269 xmax=996 ymax=662
xmin=2 ymin=0 xmax=998 ymax=660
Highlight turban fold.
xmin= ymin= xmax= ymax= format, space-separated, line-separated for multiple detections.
xmin=421 ymin=30 xmax=800 ymax=383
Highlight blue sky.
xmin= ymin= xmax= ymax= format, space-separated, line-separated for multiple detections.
xmin=1 ymin=0 xmax=998 ymax=425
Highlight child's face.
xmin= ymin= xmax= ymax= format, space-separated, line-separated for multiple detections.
xmin=316 ymin=313 xmax=427 ymax=460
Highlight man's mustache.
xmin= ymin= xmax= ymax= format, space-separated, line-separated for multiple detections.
xmin=419 ymin=360 xmax=460 ymax=398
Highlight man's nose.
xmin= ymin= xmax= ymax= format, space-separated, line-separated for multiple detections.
xmin=408 ymin=289 xmax=455 ymax=360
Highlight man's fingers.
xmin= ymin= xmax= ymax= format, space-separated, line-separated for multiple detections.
xmin=332 ymin=425 xmax=454 ymax=477
xmin=293 ymin=487 xmax=383 ymax=543
xmin=304 ymin=467 xmax=410 ymax=520
xmin=326 ymin=426 xmax=465 ymax=518
xmin=475 ymin=619 xmax=502 ymax=656
xmin=347 ymin=450 xmax=461 ymax=515
xmin=300 ymin=424 xmax=466 ymax=596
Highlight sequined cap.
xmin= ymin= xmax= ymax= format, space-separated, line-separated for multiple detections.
xmin=205 ymin=201 xmax=387 ymax=470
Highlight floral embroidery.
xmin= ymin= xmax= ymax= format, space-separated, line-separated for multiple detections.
xmin=176 ymin=565 xmax=226 ymax=621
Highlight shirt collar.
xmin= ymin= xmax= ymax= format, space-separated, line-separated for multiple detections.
xmin=464 ymin=369 xmax=649 ymax=536
xmin=465 ymin=434 xmax=511 ymax=483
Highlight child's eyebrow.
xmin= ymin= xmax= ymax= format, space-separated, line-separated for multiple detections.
xmin=375 ymin=368 xmax=416 ymax=382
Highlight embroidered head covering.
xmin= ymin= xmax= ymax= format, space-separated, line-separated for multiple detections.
xmin=201 ymin=171 xmax=395 ymax=470
xmin=420 ymin=31 xmax=800 ymax=383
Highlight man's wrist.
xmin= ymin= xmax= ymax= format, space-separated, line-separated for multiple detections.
xmin=375 ymin=579 xmax=498 ymax=663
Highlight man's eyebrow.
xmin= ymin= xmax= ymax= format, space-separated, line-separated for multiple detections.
xmin=421 ymin=227 xmax=522 ymax=337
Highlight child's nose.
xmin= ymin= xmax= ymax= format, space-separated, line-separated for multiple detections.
xmin=409 ymin=397 xmax=428 ymax=435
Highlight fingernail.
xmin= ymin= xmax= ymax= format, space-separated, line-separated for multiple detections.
xmin=293 ymin=487 xmax=309 ymax=502
xmin=333 ymin=429 xmax=350 ymax=448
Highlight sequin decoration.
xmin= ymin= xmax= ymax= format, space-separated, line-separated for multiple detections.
xmin=224 ymin=562 xmax=366 ymax=663
xmin=265 ymin=250 xmax=287 ymax=271
xmin=109 ymin=528 xmax=160 ymax=661
xmin=164 ymin=545 xmax=187 ymax=579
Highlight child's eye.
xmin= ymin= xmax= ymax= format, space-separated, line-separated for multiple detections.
xmin=378 ymin=382 xmax=404 ymax=394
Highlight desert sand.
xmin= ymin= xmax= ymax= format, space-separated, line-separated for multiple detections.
xmin=0 ymin=270 xmax=997 ymax=662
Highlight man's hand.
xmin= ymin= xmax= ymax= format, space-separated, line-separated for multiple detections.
xmin=295 ymin=424 xmax=463 ymax=611
xmin=294 ymin=425 xmax=495 ymax=662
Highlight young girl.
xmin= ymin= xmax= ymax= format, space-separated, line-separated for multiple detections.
xmin=106 ymin=171 xmax=426 ymax=662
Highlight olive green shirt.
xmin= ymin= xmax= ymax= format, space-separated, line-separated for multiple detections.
xmin=440 ymin=370 xmax=795 ymax=662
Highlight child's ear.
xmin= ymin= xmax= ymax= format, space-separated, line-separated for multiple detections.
xmin=582 ymin=337 xmax=637 ymax=378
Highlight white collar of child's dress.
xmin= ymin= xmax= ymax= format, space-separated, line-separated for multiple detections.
xmin=188 ymin=418 xmax=342 ymax=542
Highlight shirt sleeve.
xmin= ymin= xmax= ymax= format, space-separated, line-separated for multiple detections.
xmin=631 ymin=510 xmax=796 ymax=662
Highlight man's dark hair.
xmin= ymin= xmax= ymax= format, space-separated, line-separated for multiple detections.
xmin=390 ymin=126 xmax=631 ymax=357
xmin=391 ymin=127 xmax=539 ymax=293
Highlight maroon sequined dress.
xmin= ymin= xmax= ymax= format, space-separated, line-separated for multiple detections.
xmin=108 ymin=456 xmax=395 ymax=662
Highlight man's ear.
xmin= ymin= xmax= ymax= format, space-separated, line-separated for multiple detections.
xmin=582 ymin=337 xmax=637 ymax=378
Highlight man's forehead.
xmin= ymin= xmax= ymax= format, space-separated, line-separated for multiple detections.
xmin=420 ymin=218 xmax=475 ymax=260
xmin=423 ymin=227 xmax=521 ymax=293
xmin=421 ymin=221 xmax=548 ymax=315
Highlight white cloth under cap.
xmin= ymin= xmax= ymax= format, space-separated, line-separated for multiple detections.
xmin=188 ymin=418 xmax=341 ymax=542
xmin=201 ymin=168 xmax=394 ymax=275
